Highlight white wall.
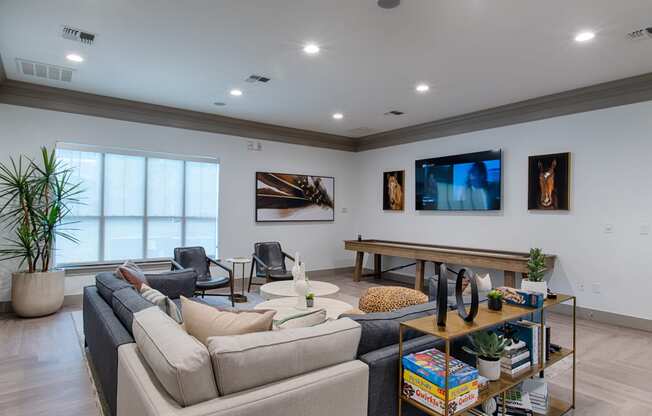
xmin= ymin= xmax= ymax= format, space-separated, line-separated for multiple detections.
xmin=354 ymin=100 xmax=652 ymax=320
xmin=2 ymin=101 xmax=652 ymax=321
xmin=0 ymin=104 xmax=357 ymax=301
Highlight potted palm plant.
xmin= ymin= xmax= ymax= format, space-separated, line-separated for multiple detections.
xmin=462 ymin=331 xmax=511 ymax=380
xmin=0 ymin=147 xmax=81 ymax=317
xmin=521 ymin=247 xmax=548 ymax=295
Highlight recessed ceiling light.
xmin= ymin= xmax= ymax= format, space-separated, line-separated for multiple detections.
xmin=332 ymin=112 xmax=344 ymax=120
xmin=303 ymin=43 xmax=320 ymax=55
xmin=415 ymin=83 xmax=430 ymax=93
xmin=574 ymin=31 xmax=595 ymax=42
xmin=66 ymin=53 xmax=84 ymax=63
xmin=229 ymin=89 xmax=243 ymax=97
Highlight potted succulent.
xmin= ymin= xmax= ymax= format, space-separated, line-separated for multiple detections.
xmin=306 ymin=292 xmax=315 ymax=308
xmin=0 ymin=147 xmax=81 ymax=317
xmin=487 ymin=289 xmax=503 ymax=311
xmin=521 ymin=248 xmax=548 ymax=296
xmin=462 ymin=331 xmax=511 ymax=381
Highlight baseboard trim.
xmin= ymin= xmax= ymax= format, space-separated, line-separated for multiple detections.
xmin=553 ymin=303 xmax=652 ymax=333
xmin=0 ymin=294 xmax=83 ymax=314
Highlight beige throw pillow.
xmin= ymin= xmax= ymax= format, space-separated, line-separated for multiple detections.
xmin=140 ymin=284 xmax=183 ymax=324
xmin=180 ymin=296 xmax=274 ymax=345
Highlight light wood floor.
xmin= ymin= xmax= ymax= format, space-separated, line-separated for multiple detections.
xmin=1 ymin=270 xmax=651 ymax=416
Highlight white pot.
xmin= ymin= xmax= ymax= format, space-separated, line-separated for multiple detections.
xmin=521 ymin=280 xmax=548 ymax=296
xmin=477 ymin=357 xmax=501 ymax=381
xmin=11 ymin=271 xmax=65 ymax=318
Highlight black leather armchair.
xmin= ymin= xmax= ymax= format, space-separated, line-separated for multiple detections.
xmin=172 ymin=246 xmax=234 ymax=306
xmin=248 ymin=242 xmax=295 ymax=292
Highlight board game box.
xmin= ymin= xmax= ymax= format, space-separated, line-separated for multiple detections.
xmin=402 ymin=348 xmax=478 ymax=389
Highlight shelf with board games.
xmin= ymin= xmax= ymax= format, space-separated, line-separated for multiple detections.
xmin=398 ymin=294 xmax=576 ymax=416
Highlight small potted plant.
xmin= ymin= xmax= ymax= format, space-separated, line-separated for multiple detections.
xmin=521 ymin=248 xmax=548 ymax=295
xmin=462 ymin=331 xmax=511 ymax=381
xmin=305 ymin=293 xmax=315 ymax=308
xmin=487 ymin=289 xmax=503 ymax=311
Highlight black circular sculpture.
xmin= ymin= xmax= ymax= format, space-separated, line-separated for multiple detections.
xmin=455 ymin=268 xmax=479 ymax=323
xmin=435 ymin=264 xmax=480 ymax=328
xmin=436 ymin=263 xmax=449 ymax=328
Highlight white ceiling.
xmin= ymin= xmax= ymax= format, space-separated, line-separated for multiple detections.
xmin=1 ymin=0 xmax=652 ymax=138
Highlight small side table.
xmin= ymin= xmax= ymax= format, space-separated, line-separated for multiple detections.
xmin=226 ymin=257 xmax=252 ymax=303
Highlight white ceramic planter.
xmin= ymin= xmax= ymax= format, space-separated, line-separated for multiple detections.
xmin=521 ymin=280 xmax=548 ymax=296
xmin=11 ymin=271 xmax=65 ymax=318
xmin=477 ymin=357 xmax=501 ymax=381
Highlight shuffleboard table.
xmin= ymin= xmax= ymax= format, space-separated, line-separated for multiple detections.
xmin=344 ymin=239 xmax=555 ymax=290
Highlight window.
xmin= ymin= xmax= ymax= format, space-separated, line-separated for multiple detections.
xmin=55 ymin=144 xmax=219 ymax=266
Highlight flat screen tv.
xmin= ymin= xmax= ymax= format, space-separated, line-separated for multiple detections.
xmin=415 ymin=150 xmax=502 ymax=211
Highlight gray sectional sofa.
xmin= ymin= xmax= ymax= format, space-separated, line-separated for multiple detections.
xmin=83 ymin=271 xmax=368 ymax=416
xmin=84 ymin=269 xmax=478 ymax=416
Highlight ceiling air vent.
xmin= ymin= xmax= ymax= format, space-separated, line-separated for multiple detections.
xmin=61 ymin=25 xmax=96 ymax=45
xmin=245 ymin=74 xmax=270 ymax=83
xmin=626 ymin=27 xmax=652 ymax=41
xmin=384 ymin=110 xmax=405 ymax=116
xmin=16 ymin=58 xmax=74 ymax=82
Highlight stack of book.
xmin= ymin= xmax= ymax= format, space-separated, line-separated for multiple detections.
xmin=508 ymin=320 xmax=548 ymax=367
xmin=501 ymin=340 xmax=531 ymax=376
xmin=402 ymin=348 xmax=479 ymax=414
xmin=521 ymin=379 xmax=549 ymax=414
xmin=496 ymin=389 xmax=533 ymax=416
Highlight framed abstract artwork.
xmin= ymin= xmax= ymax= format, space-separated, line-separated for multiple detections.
xmin=528 ymin=152 xmax=570 ymax=210
xmin=255 ymin=172 xmax=335 ymax=222
xmin=383 ymin=170 xmax=405 ymax=211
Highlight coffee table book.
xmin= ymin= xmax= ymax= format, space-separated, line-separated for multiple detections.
xmin=397 ymin=294 xmax=576 ymax=416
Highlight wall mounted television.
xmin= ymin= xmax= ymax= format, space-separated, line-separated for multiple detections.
xmin=415 ymin=150 xmax=502 ymax=211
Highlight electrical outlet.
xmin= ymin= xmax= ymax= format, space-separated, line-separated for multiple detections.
xmin=341 ymin=207 xmax=348 ymax=214
xmin=603 ymin=224 xmax=614 ymax=234
xmin=578 ymin=283 xmax=585 ymax=292
xmin=592 ymin=283 xmax=601 ymax=294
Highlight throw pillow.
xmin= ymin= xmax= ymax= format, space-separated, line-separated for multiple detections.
xmin=140 ymin=284 xmax=183 ymax=324
xmin=274 ymin=308 xmax=327 ymax=329
xmin=116 ymin=260 xmax=147 ymax=290
xmin=180 ymin=296 xmax=275 ymax=345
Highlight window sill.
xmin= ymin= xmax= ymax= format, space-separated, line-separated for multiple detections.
xmin=60 ymin=259 xmax=175 ymax=277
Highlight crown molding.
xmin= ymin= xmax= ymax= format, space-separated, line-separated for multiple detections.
xmin=0 ymin=79 xmax=357 ymax=152
xmin=2 ymin=65 xmax=652 ymax=153
xmin=355 ymin=71 xmax=652 ymax=151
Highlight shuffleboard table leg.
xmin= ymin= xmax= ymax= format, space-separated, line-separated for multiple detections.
xmin=353 ymin=251 xmax=364 ymax=282
xmin=374 ymin=254 xmax=382 ymax=280
xmin=415 ymin=260 xmax=425 ymax=291
xmin=504 ymin=270 xmax=516 ymax=288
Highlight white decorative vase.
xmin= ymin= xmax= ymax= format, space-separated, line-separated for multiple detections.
xmin=521 ymin=280 xmax=548 ymax=296
xmin=292 ymin=252 xmax=308 ymax=309
xmin=294 ymin=278 xmax=308 ymax=309
xmin=477 ymin=357 xmax=501 ymax=381
xmin=11 ymin=271 xmax=65 ymax=318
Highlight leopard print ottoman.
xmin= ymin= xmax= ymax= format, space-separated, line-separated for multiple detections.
xmin=358 ymin=286 xmax=428 ymax=313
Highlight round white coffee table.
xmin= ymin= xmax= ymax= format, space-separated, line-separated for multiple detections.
xmin=260 ymin=280 xmax=339 ymax=300
xmin=255 ymin=297 xmax=353 ymax=321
